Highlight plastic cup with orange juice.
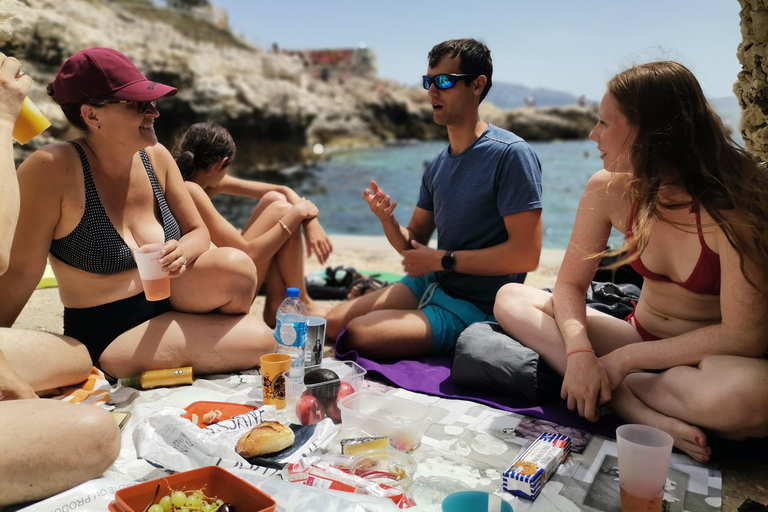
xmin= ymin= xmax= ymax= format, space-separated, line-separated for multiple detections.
xmin=13 ymin=96 xmax=51 ymax=145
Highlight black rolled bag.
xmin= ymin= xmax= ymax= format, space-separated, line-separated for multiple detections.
xmin=451 ymin=321 xmax=562 ymax=404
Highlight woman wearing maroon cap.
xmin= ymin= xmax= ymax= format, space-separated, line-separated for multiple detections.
xmin=0 ymin=48 xmax=275 ymax=379
xmin=0 ymin=50 xmax=120 ymax=507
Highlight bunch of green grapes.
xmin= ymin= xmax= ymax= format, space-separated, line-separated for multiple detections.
xmin=145 ymin=489 xmax=234 ymax=512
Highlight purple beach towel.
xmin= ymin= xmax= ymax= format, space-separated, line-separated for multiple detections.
xmin=335 ymin=340 xmax=624 ymax=439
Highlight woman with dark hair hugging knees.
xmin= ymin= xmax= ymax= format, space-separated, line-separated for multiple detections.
xmin=174 ymin=121 xmax=332 ymax=325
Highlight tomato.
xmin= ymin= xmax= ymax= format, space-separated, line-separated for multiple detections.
xmin=296 ymin=394 xmax=325 ymax=425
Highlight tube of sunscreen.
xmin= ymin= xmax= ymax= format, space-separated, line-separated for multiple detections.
xmin=120 ymin=367 xmax=194 ymax=389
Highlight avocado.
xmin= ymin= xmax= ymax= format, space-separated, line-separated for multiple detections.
xmin=303 ymin=368 xmax=340 ymax=406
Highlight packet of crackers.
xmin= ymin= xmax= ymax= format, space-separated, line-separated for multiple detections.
xmin=502 ymin=432 xmax=571 ymax=499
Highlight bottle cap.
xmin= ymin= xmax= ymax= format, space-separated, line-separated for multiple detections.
xmin=120 ymin=375 xmax=141 ymax=388
xmin=286 ymin=287 xmax=300 ymax=297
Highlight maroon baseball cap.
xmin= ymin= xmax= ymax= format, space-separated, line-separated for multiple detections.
xmin=50 ymin=47 xmax=177 ymax=105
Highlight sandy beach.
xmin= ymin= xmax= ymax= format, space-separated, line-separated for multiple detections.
xmin=12 ymin=235 xmax=564 ymax=333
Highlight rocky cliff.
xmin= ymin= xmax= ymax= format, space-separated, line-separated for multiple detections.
xmin=3 ymin=0 xmax=597 ymax=174
xmin=736 ymin=0 xmax=768 ymax=163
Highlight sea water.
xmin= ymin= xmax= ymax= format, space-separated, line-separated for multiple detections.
xmin=216 ymin=139 xmax=619 ymax=249
xmin=216 ymin=104 xmax=741 ymax=250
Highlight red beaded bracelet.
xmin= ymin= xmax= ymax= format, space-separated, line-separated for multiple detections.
xmin=566 ymin=348 xmax=596 ymax=357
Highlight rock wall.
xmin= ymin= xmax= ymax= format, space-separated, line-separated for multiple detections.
xmin=2 ymin=0 xmax=596 ymax=175
xmin=735 ymin=0 xmax=768 ymax=161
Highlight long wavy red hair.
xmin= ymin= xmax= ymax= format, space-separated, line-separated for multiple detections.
xmin=606 ymin=61 xmax=768 ymax=291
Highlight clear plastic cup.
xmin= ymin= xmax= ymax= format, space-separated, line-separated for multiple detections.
xmin=132 ymin=243 xmax=170 ymax=301
xmin=13 ymin=96 xmax=51 ymax=145
xmin=616 ymin=424 xmax=673 ymax=512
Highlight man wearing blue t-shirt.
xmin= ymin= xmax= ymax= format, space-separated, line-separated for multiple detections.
xmin=326 ymin=38 xmax=543 ymax=359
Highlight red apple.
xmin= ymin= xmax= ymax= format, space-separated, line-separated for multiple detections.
xmin=325 ymin=401 xmax=341 ymax=423
xmin=296 ymin=394 xmax=325 ymax=425
xmin=336 ymin=382 xmax=355 ymax=402
xmin=325 ymin=382 xmax=356 ymax=423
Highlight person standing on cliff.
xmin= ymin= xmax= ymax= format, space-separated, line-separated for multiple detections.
xmin=326 ymin=38 xmax=543 ymax=359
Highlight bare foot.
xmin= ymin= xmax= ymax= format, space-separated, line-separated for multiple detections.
xmin=304 ymin=299 xmax=332 ymax=318
xmin=663 ymin=416 xmax=711 ymax=463
xmin=610 ymin=380 xmax=712 ymax=463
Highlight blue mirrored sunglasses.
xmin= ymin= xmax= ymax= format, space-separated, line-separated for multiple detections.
xmin=422 ymin=73 xmax=479 ymax=90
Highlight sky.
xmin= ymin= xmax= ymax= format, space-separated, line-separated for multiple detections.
xmin=211 ymin=0 xmax=743 ymax=102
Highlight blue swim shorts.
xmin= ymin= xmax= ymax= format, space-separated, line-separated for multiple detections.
xmin=400 ymin=273 xmax=494 ymax=356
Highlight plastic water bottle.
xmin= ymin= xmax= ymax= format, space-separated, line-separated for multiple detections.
xmin=274 ymin=287 xmax=308 ymax=379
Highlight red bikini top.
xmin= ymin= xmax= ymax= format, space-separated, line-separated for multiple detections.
xmin=626 ymin=204 xmax=721 ymax=295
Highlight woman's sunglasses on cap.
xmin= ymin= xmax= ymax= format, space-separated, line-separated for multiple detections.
xmin=92 ymin=99 xmax=158 ymax=114
xmin=422 ymin=74 xmax=479 ymax=90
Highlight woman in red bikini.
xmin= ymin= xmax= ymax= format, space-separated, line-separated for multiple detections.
xmin=494 ymin=61 xmax=768 ymax=463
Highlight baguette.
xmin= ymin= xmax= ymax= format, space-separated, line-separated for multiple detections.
xmin=235 ymin=421 xmax=295 ymax=458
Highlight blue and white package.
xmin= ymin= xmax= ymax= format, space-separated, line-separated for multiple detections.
xmin=502 ymin=432 xmax=571 ymax=499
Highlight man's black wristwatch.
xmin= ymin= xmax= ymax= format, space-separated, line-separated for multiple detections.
xmin=441 ymin=251 xmax=457 ymax=272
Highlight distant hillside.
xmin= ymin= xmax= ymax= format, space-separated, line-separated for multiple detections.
xmin=486 ymin=82 xmax=591 ymax=109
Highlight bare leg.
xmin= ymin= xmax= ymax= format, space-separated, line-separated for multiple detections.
xmin=241 ymin=195 xmax=327 ymax=320
xmin=494 ymin=283 xmax=711 ymax=458
xmin=263 ymin=260 xmax=284 ymax=328
xmin=241 ymin=189 xmax=285 ymax=233
xmin=98 ymin=310 xmax=275 ymax=379
xmin=0 ymin=399 xmax=120 ymax=506
xmin=343 ymin=308 xmax=434 ymax=359
xmin=493 ymin=283 xmax=642 ymax=373
xmin=611 ymin=380 xmax=711 ymax=462
xmin=617 ymin=355 xmax=768 ymax=461
xmin=0 ymin=328 xmax=92 ymax=391
xmin=170 ymin=247 xmax=257 ymax=315
xmin=327 ymin=282 xmax=419 ymax=340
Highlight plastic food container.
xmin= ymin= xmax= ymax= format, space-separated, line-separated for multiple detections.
xmin=350 ymin=449 xmax=416 ymax=490
xmin=410 ymin=476 xmax=471 ymax=505
xmin=108 ymin=466 xmax=276 ymax=512
xmin=286 ymin=360 xmax=366 ymax=425
xmin=337 ymin=390 xmax=431 ymax=452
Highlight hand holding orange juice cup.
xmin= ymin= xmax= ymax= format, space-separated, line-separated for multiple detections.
xmin=133 ymin=243 xmax=171 ymax=301
xmin=0 ymin=54 xmax=49 ymax=144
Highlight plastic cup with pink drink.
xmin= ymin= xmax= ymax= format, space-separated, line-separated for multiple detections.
xmin=616 ymin=424 xmax=673 ymax=512
xmin=133 ymin=243 xmax=170 ymax=301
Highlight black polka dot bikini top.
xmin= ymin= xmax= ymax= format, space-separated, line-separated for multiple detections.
xmin=49 ymin=141 xmax=182 ymax=275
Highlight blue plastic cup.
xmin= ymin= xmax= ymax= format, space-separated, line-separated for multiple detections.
xmin=441 ymin=491 xmax=513 ymax=512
